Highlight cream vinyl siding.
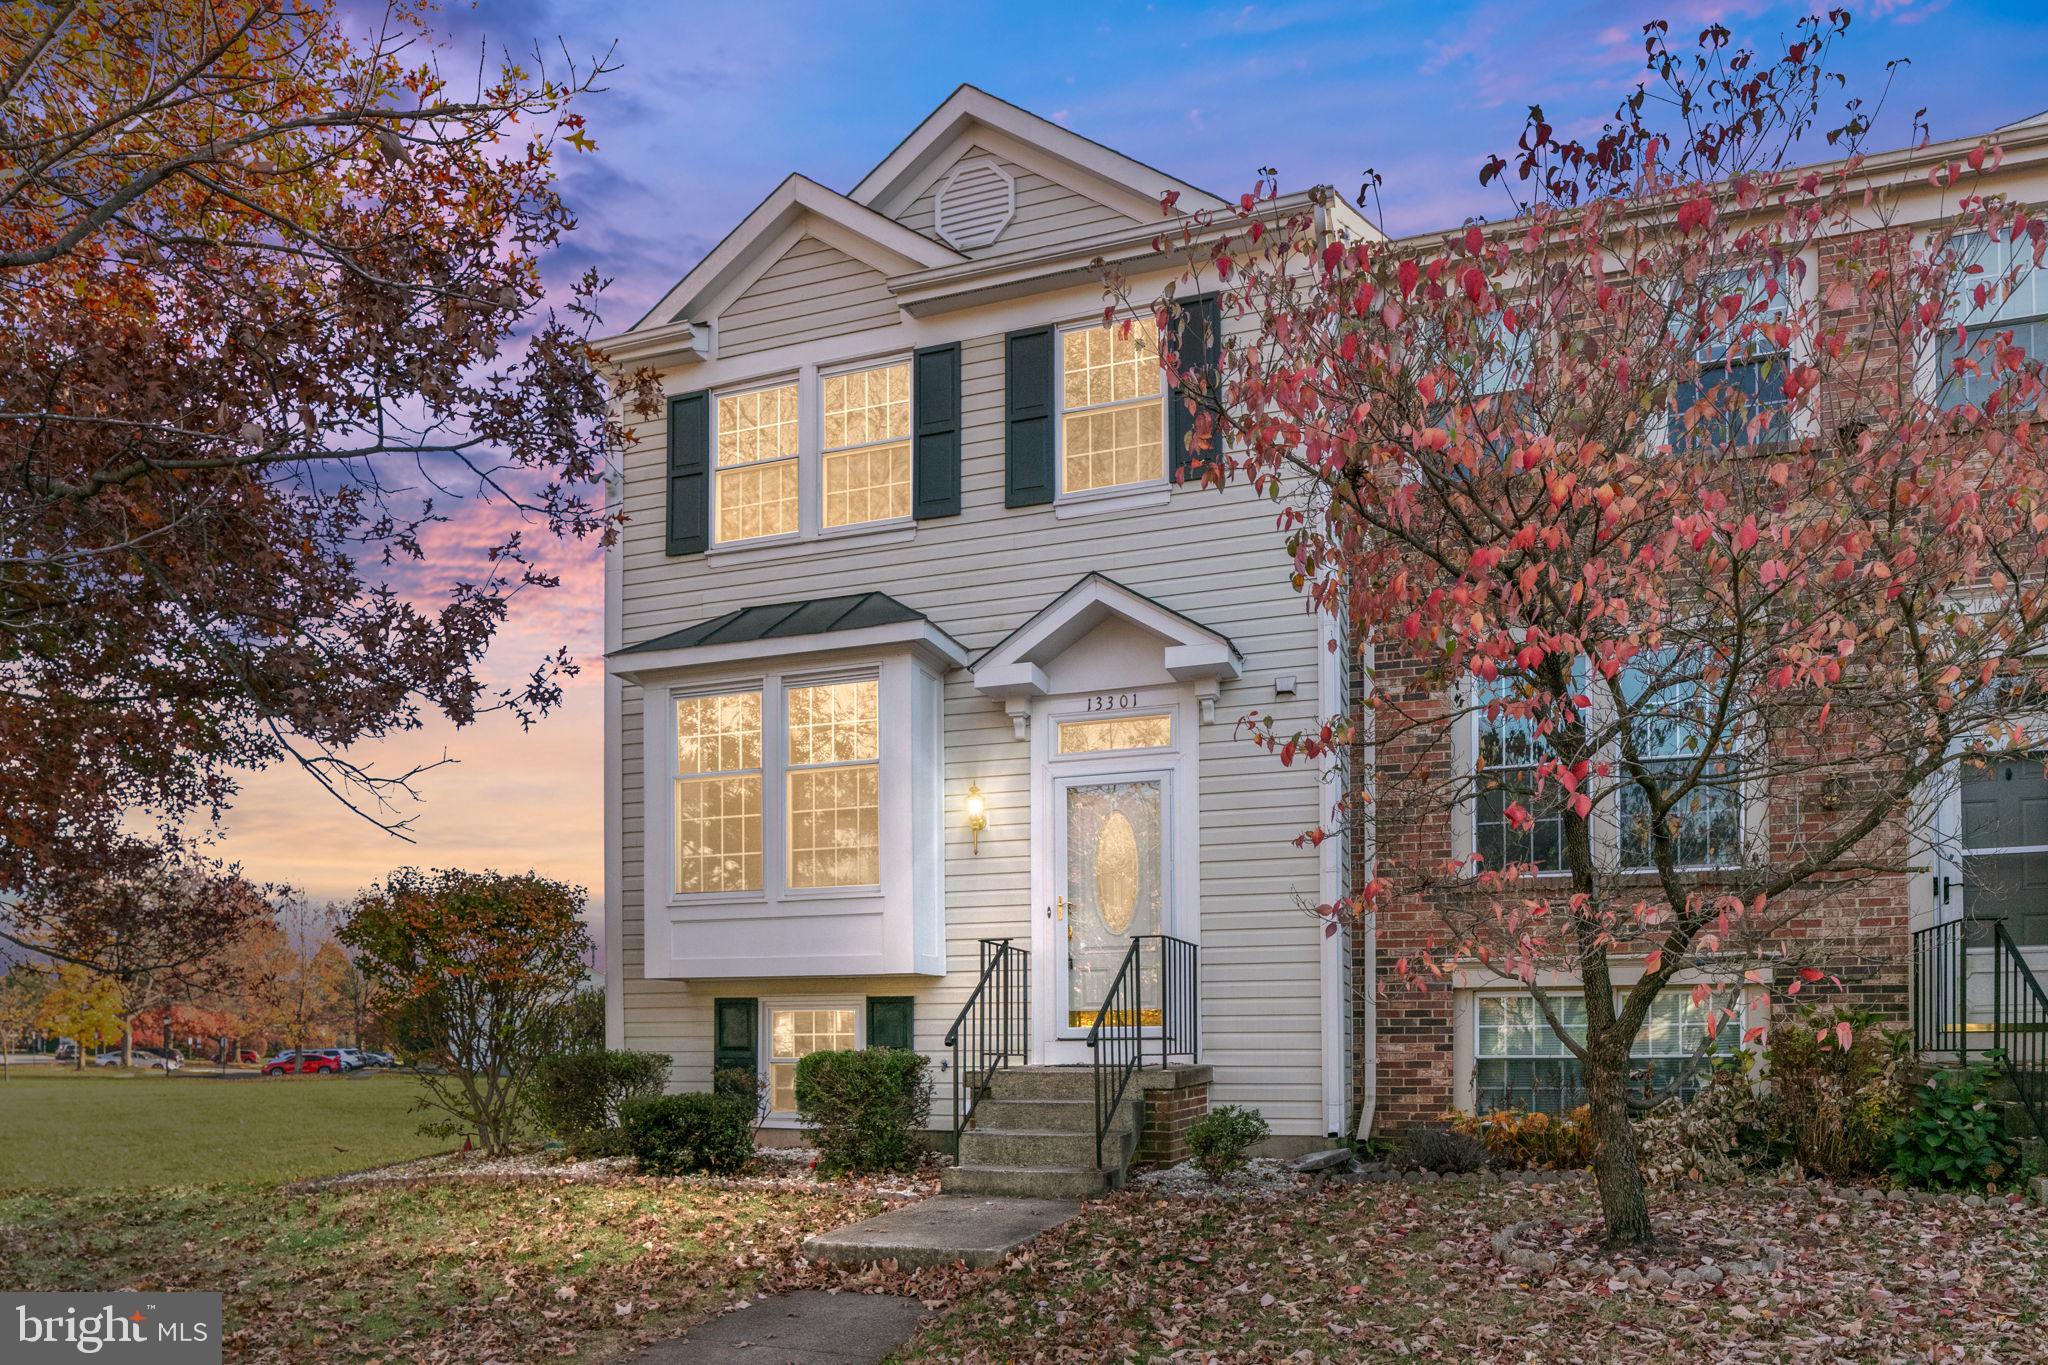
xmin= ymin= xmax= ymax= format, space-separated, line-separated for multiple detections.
xmin=898 ymin=146 xmax=1139 ymax=258
xmin=719 ymin=236 xmax=898 ymax=359
xmin=614 ymin=277 xmax=1331 ymax=1137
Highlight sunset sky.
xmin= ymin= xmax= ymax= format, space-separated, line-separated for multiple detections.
xmin=209 ymin=0 xmax=2048 ymax=952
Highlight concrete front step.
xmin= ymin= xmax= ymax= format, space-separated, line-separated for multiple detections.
xmin=980 ymin=1066 xmax=1104 ymax=1101
xmin=971 ymin=1096 xmax=1134 ymax=1134
xmin=941 ymin=1163 xmax=1117 ymax=1199
xmin=960 ymin=1126 xmax=1135 ymax=1170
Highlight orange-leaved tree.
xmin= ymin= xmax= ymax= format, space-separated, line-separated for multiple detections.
xmin=0 ymin=1 xmax=662 ymax=915
xmin=1163 ymin=15 xmax=2047 ymax=1244
xmin=339 ymin=868 xmax=590 ymax=1154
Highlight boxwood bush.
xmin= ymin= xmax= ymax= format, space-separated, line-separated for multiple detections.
xmin=1186 ymin=1104 xmax=1269 ymax=1182
xmin=532 ymin=1048 xmax=672 ymax=1157
xmin=618 ymin=1092 xmax=753 ymax=1175
xmin=794 ymin=1047 xmax=931 ymax=1175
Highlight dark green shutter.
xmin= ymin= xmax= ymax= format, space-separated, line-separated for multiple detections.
xmin=1169 ymin=294 xmax=1222 ymax=483
xmin=1004 ymin=326 xmax=1055 ymax=507
xmin=712 ymin=997 xmax=757 ymax=1075
xmin=665 ymin=391 xmax=710 ymax=556
xmin=912 ymin=343 xmax=962 ymax=519
xmin=866 ymin=996 xmax=914 ymax=1051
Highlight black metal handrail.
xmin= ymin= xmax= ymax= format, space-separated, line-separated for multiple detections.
xmin=1911 ymin=917 xmax=2048 ymax=1136
xmin=1085 ymin=934 xmax=1198 ymax=1168
xmin=944 ymin=938 xmax=1029 ymax=1138
xmin=1991 ymin=921 xmax=2048 ymax=1137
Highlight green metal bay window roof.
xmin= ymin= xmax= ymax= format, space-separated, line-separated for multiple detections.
xmin=608 ymin=591 xmax=970 ymax=681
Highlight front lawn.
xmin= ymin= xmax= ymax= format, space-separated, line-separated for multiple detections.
xmin=0 ymin=1072 xmax=447 ymax=1187
xmin=893 ymin=1175 xmax=2048 ymax=1362
xmin=1 ymin=1175 xmax=884 ymax=1363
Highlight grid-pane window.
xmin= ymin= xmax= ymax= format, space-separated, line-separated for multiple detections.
xmin=1941 ymin=232 xmax=2048 ymax=410
xmin=768 ymin=1007 xmax=857 ymax=1113
xmin=822 ymin=362 xmax=912 ymax=528
xmin=1475 ymin=992 xmax=1734 ymax=1115
xmin=1056 ymin=714 xmax=1173 ymax=754
xmin=1061 ymin=319 xmax=1164 ymax=494
xmin=786 ymin=680 xmax=881 ymax=889
xmin=675 ymin=691 xmax=762 ymax=894
xmin=1473 ymin=676 xmax=1567 ymax=873
xmin=1616 ymin=653 xmax=1743 ymax=871
xmin=715 ymin=383 xmax=800 ymax=543
xmin=1672 ymin=271 xmax=1793 ymax=448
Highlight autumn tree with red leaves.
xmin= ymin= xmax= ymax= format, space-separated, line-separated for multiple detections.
xmin=1164 ymin=14 xmax=2048 ymax=1244
xmin=0 ymin=2 xmax=661 ymax=910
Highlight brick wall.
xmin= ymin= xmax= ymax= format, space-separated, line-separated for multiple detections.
xmin=1137 ymin=1078 xmax=1210 ymax=1164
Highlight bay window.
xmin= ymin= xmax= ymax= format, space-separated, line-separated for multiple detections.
xmin=674 ymin=690 xmax=763 ymax=894
xmin=785 ymin=679 xmax=881 ymax=889
xmin=1060 ymin=318 xmax=1165 ymax=495
xmin=821 ymin=362 xmax=912 ymax=529
xmin=1474 ymin=990 xmax=1736 ymax=1115
xmin=714 ymin=383 xmax=801 ymax=544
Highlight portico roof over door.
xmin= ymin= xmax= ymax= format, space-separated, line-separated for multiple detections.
xmin=968 ymin=573 xmax=1242 ymax=733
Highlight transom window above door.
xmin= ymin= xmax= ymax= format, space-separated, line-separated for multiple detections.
xmin=1057 ymin=713 xmax=1173 ymax=754
xmin=1059 ymin=318 xmax=1165 ymax=495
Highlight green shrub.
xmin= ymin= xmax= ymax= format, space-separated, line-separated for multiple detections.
xmin=1889 ymin=1063 xmax=2026 ymax=1191
xmin=1764 ymin=1007 xmax=1914 ymax=1178
xmin=1449 ymin=1106 xmax=1595 ymax=1170
xmin=618 ymin=1092 xmax=753 ymax=1175
xmin=713 ymin=1065 xmax=769 ymax=1131
xmin=1186 ymin=1105 xmax=1269 ymax=1182
xmin=794 ymin=1047 xmax=931 ymax=1175
xmin=531 ymin=1049 xmax=672 ymax=1157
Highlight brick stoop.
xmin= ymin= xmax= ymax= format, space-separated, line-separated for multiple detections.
xmin=941 ymin=1064 xmax=1212 ymax=1199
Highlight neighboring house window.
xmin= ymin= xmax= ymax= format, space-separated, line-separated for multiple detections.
xmin=1672 ymin=271 xmax=1793 ymax=449
xmin=1941 ymin=231 xmax=2048 ymax=410
xmin=1474 ymin=991 xmax=1733 ymax=1115
xmin=1616 ymin=653 xmax=1744 ymax=872
xmin=785 ymin=679 xmax=881 ymax=889
xmin=1060 ymin=317 xmax=1165 ymax=495
xmin=1473 ymin=676 xmax=1567 ymax=874
xmin=715 ymin=382 xmax=800 ymax=543
xmin=674 ymin=690 xmax=763 ymax=894
xmin=821 ymin=361 xmax=912 ymax=529
xmin=767 ymin=1005 xmax=857 ymax=1113
xmin=1959 ymin=752 xmax=2048 ymax=946
xmin=1056 ymin=713 xmax=1173 ymax=754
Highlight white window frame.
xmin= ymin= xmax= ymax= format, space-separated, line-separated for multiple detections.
xmin=817 ymin=355 xmax=916 ymax=537
xmin=1653 ymin=255 xmax=1817 ymax=454
xmin=782 ymin=671 xmax=885 ymax=893
xmin=668 ymin=667 xmax=885 ymax=905
xmin=709 ymin=375 xmax=803 ymax=549
xmin=1053 ymin=315 xmax=1169 ymax=506
xmin=1450 ymin=653 xmax=1760 ymax=878
xmin=760 ymin=996 xmax=863 ymax=1122
xmin=707 ymin=351 xmax=917 ymax=556
xmin=1923 ymin=228 xmax=2048 ymax=411
xmin=671 ymin=684 xmax=766 ymax=898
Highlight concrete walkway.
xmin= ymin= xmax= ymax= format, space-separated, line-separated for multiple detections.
xmin=803 ymin=1194 xmax=1079 ymax=1269
xmin=632 ymin=1290 xmax=929 ymax=1364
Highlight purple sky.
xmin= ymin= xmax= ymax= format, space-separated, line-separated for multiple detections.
xmin=212 ymin=0 xmax=2047 ymax=944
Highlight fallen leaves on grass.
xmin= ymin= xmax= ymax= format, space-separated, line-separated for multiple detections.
xmin=891 ymin=1177 xmax=2048 ymax=1363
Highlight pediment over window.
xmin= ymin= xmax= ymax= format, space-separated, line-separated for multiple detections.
xmin=971 ymin=574 xmax=1241 ymax=730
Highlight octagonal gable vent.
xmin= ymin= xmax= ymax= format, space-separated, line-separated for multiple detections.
xmin=933 ymin=157 xmax=1016 ymax=251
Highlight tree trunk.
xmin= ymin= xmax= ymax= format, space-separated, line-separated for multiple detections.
xmin=1584 ymin=1041 xmax=1654 ymax=1248
xmin=121 ymin=1017 xmax=135 ymax=1068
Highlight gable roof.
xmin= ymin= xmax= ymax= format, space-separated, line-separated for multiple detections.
xmin=850 ymin=85 xmax=1226 ymax=221
xmin=628 ymin=173 xmax=964 ymax=333
xmin=971 ymin=573 xmax=1242 ymax=699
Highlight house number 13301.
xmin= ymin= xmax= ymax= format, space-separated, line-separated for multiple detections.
xmin=1085 ymin=693 xmax=1139 ymax=711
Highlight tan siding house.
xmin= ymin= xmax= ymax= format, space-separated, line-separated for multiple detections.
xmin=601 ymin=86 xmax=1374 ymax=1154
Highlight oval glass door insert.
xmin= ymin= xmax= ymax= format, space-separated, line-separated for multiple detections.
xmin=1094 ymin=811 xmax=1139 ymax=934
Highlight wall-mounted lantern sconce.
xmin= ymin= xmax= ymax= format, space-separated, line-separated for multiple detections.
xmin=965 ymin=783 xmax=987 ymax=853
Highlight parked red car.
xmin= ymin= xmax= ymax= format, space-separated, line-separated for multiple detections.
xmin=261 ymin=1050 xmax=340 ymax=1075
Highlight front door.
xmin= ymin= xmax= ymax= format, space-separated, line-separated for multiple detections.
xmin=1055 ymin=772 xmax=1169 ymax=1035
